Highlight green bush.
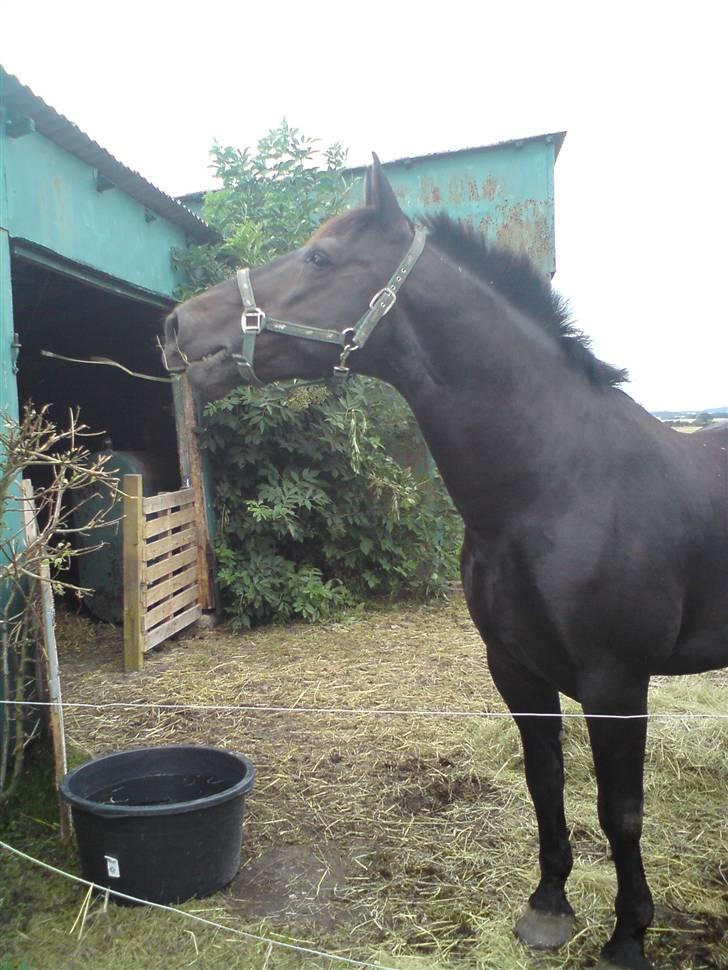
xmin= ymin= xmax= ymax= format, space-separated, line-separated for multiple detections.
xmin=202 ymin=381 xmax=461 ymax=628
xmin=178 ymin=121 xmax=462 ymax=628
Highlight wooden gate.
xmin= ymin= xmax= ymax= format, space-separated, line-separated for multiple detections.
xmin=122 ymin=474 xmax=203 ymax=671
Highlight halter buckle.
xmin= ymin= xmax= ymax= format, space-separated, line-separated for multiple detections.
xmin=369 ymin=287 xmax=397 ymax=315
xmin=242 ymin=307 xmax=266 ymax=334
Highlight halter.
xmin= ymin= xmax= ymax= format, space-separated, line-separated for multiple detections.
xmin=232 ymin=224 xmax=428 ymax=386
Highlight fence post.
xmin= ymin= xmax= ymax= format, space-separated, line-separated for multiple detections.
xmin=122 ymin=474 xmax=144 ymax=672
xmin=20 ymin=479 xmax=71 ymax=841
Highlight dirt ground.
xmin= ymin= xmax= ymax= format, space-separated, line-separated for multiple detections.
xmin=3 ymin=596 xmax=727 ymax=969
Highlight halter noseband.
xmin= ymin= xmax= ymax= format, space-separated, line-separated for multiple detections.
xmin=232 ymin=224 xmax=428 ymax=386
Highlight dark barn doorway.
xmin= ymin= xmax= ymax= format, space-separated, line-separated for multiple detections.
xmin=11 ymin=255 xmax=183 ymax=616
xmin=12 ymin=256 xmax=179 ymax=475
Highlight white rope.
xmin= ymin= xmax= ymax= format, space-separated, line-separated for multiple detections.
xmin=0 ymin=840 xmax=403 ymax=970
xmin=40 ymin=350 xmax=174 ymax=384
xmin=1 ymin=698 xmax=726 ymax=720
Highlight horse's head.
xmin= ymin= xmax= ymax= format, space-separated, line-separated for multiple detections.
xmin=163 ymin=155 xmax=419 ymax=400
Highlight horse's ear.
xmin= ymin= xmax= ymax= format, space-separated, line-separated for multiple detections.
xmin=365 ymin=152 xmax=405 ymax=227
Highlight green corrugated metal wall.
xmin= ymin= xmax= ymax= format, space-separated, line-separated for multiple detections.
xmin=347 ymin=135 xmax=563 ymax=277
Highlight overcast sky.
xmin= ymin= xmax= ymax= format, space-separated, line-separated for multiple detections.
xmin=3 ymin=1 xmax=726 ymax=411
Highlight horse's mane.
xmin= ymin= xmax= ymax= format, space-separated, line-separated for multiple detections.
xmin=422 ymin=213 xmax=628 ymax=388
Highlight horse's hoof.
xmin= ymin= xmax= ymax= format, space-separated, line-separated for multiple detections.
xmin=515 ymin=904 xmax=575 ymax=949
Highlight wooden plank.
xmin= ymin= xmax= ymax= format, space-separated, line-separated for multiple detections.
xmin=144 ymin=505 xmax=196 ymax=539
xmin=144 ymin=583 xmax=200 ymax=631
xmin=144 ymin=582 xmax=199 ymax=630
xmin=20 ymin=480 xmax=71 ymax=841
xmin=122 ymin=475 xmax=145 ymax=672
xmin=145 ymin=544 xmax=198 ymax=584
xmin=146 ymin=564 xmax=199 ymax=608
xmin=144 ymin=604 xmax=202 ymax=652
xmin=142 ymin=487 xmax=195 ymax=515
xmin=147 ymin=502 xmax=175 ymax=642
xmin=143 ymin=526 xmax=197 ymax=563
xmin=176 ymin=377 xmax=215 ymax=610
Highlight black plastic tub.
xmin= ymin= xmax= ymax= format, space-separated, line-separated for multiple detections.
xmin=59 ymin=745 xmax=256 ymax=905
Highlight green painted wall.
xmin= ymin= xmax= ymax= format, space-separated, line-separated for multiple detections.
xmin=3 ymin=127 xmax=190 ymax=300
xmin=0 ymin=111 xmax=22 ymax=555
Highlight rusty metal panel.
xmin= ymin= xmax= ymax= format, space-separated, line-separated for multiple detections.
xmin=348 ymin=134 xmax=564 ymax=277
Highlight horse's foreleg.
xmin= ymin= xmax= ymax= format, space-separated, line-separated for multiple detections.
xmin=582 ymin=676 xmax=654 ymax=970
xmin=487 ymin=646 xmax=575 ymax=949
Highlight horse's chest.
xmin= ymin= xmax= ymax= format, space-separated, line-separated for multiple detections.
xmin=462 ymin=534 xmax=578 ymax=690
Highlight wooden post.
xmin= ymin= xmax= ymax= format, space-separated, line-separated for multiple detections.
xmin=20 ymin=480 xmax=71 ymax=841
xmin=173 ymin=377 xmax=216 ymax=611
xmin=122 ymin=474 xmax=144 ymax=672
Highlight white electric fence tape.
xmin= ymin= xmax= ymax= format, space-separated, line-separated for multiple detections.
xmin=0 ymin=840 xmax=403 ymax=970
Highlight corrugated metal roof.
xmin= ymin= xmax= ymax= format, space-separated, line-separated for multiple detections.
xmin=346 ymin=132 xmax=567 ymax=177
xmin=0 ymin=67 xmax=218 ymax=243
xmin=177 ymin=131 xmax=566 ymax=203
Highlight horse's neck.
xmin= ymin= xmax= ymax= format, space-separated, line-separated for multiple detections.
xmin=367 ymin=253 xmax=631 ymax=534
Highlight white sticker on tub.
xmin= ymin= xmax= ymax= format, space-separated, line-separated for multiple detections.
xmin=104 ymin=855 xmax=120 ymax=878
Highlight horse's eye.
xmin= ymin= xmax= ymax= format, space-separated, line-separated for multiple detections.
xmin=307 ymin=249 xmax=331 ymax=268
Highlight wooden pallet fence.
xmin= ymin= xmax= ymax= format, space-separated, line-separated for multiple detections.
xmin=123 ymin=475 xmax=202 ymax=671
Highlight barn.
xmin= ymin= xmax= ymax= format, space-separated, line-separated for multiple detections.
xmin=0 ymin=67 xmax=219 ymax=653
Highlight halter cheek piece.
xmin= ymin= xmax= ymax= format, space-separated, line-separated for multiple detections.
xmin=232 ymin=224 xmax=428 ymax=386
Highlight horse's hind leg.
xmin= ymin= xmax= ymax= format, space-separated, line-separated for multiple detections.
xmin=486 ymin=646 xmax=575 ymax=949
xmin=582 ymin=675 xmax=653 ymax=970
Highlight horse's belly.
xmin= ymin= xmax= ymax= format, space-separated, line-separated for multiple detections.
xmin=655 ymin=626 xmax=728 ymax=675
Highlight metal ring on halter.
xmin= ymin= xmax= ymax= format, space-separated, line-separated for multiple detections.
xmin=334 ymin=333 xmax=360 ymax=379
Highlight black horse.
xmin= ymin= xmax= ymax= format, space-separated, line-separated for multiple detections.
xmin=162 ymin=157 xmax=728 ymax=970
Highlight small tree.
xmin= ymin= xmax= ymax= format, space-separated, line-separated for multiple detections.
xmin=0 ymin=405 xmax=119 ymax=802
xmin=174 ymin=121 xmax=350 ymax=296
xmin=176 ymin=123 xmax=462 ymax=627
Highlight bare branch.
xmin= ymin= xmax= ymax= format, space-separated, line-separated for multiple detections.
xmin=1 ymin=404 xmax=122 ymax=798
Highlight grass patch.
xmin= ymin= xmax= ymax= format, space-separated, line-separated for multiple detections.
xmin=1 ymin=599 xmax=726 ymax=968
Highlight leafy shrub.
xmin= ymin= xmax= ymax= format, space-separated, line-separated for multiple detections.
xmin=202 ymin=381 xmax=461 ymax=628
